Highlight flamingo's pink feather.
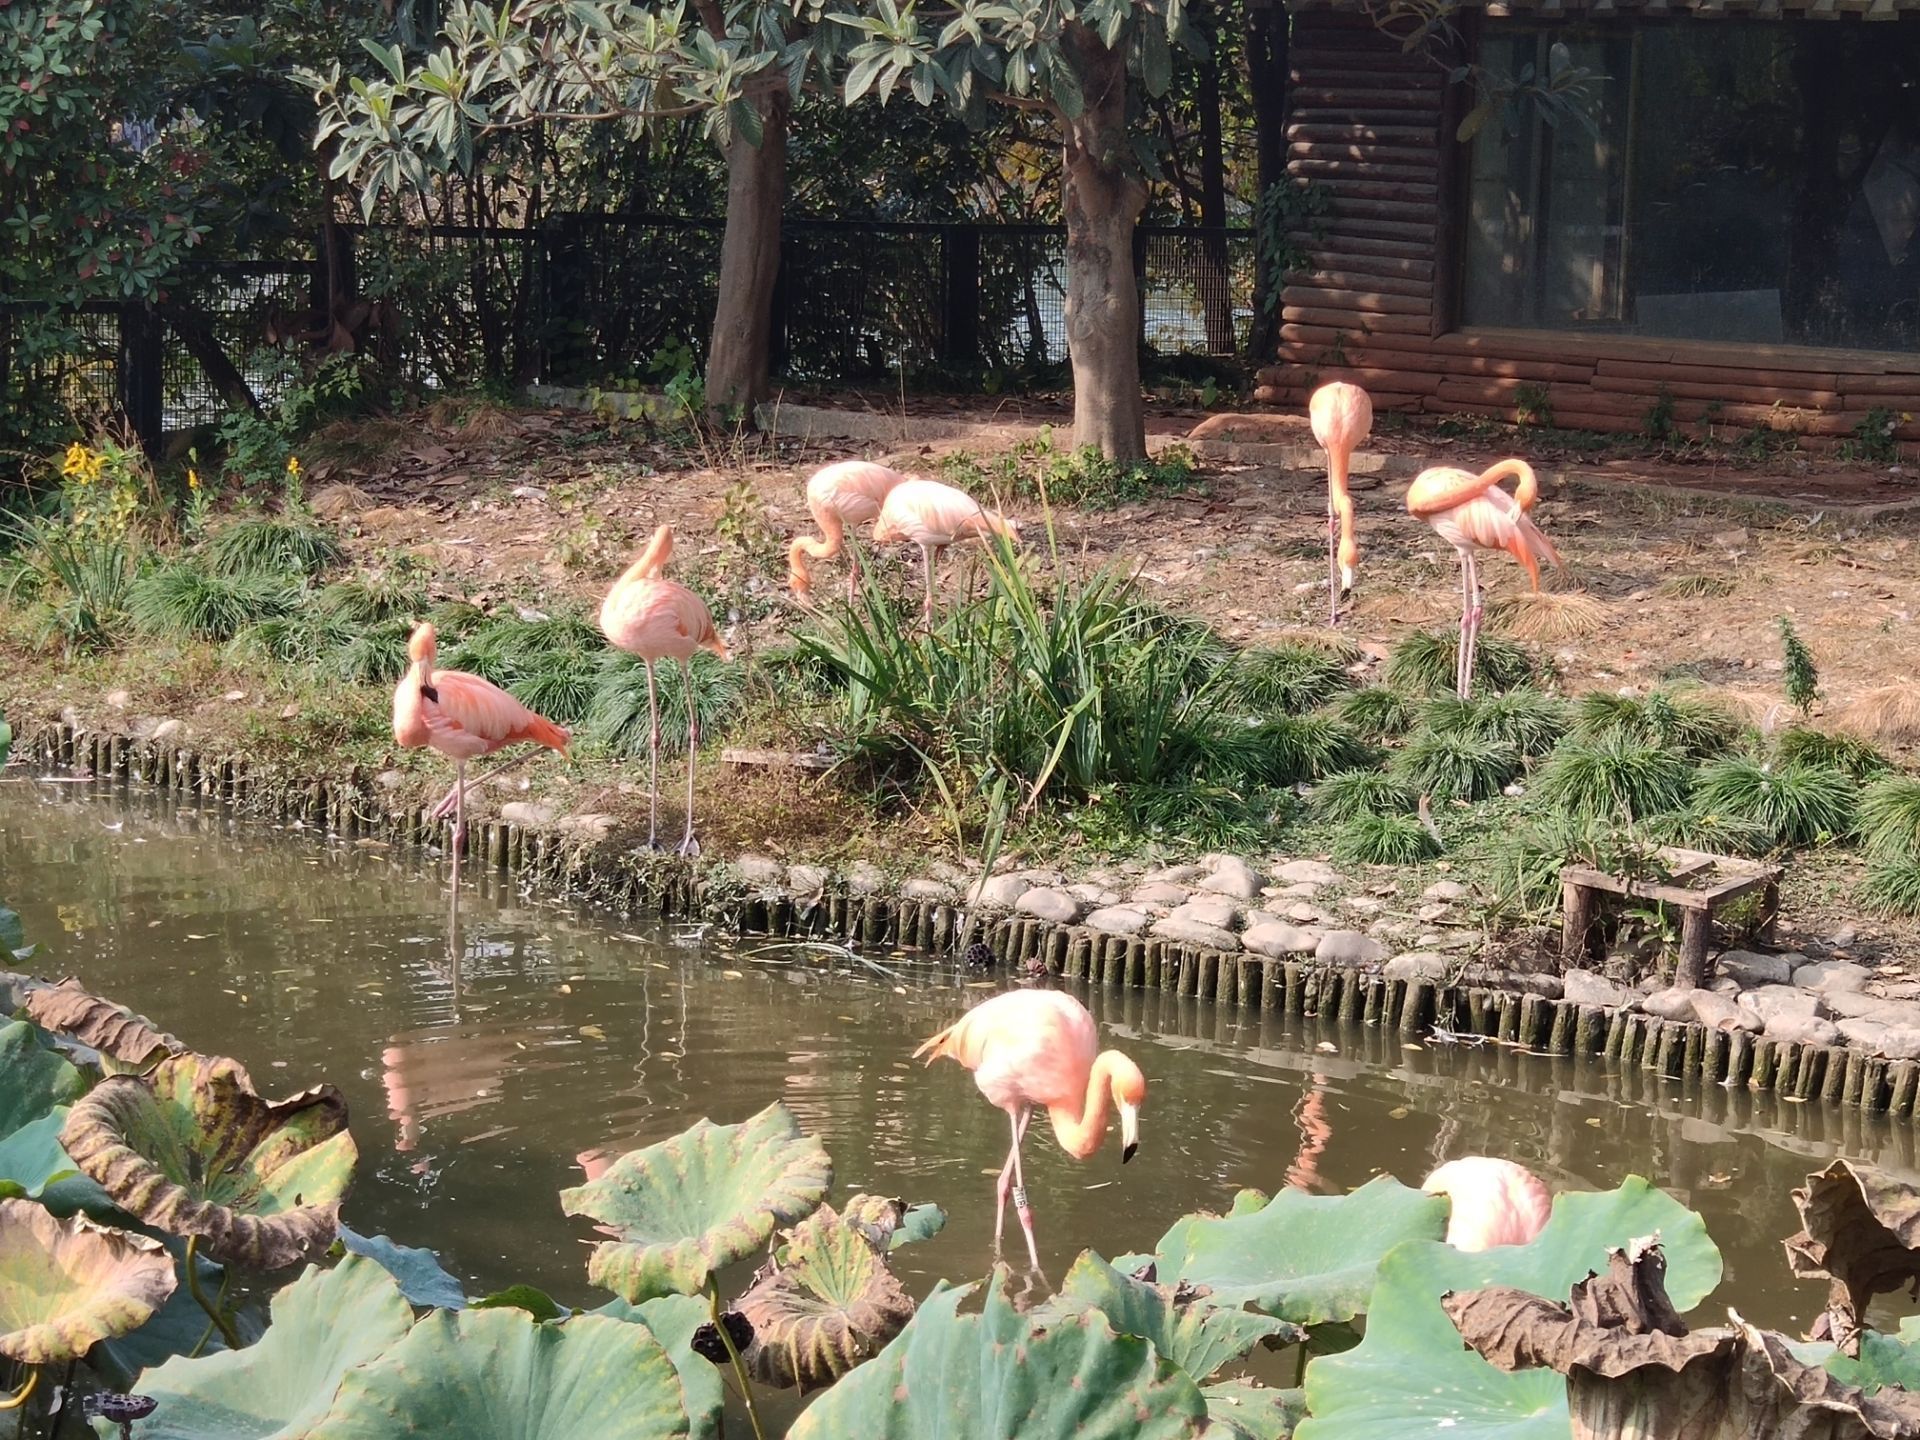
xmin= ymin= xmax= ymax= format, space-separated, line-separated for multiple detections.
xmin=1422 ymin=1156 xmax=1553 ymax=1252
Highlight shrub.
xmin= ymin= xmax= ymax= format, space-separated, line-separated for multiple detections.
xmin=1690 ymin=758 xmax=1856 ymax=850
xmin=199 ymin=515 xmax=342 ymax=578
xmin=1104 ymin=781 xmax=1289 ymax=851
xmin=1571 ymin=689 xmax=1741 ymax=760
xmin=1392 ymin=727 xmax=1522 ymax=801
xmin=129 ymin=559 xmax=298 ymax=642
xmin=1775 ymin=727 xmax=1889 ymax=782
xmin=1225 ymin=644 xmax=1355 ymax=713
xmin=584 ymin=650 xmax=746 ymax=758
xmin=1534 ymin=734 xmax=1695 ymax=822
xmin=1420 ymin=688 xmax=1569 ymax=761
xmin=1 ymin=513 xmax=134 ymax=652
xmin=1310 ymin=768 xmax=1419 ymax=824
xmin=1334 ymin=811 xmax=1439 ymax=866
xmin=1859 ymin=775 xmax=1920 ymax=860
xmin=1334 ymin=686 xmax=1418 ymax=741
xmin=1385 ymin=630 xmax=1533 ymax=695
xmin=1225 ymin=714 xmax=1376 ymax=787
xmin=1861 ymin=857 xmax=1920 ymax=918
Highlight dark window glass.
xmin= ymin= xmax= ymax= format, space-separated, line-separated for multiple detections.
xmin=1462 ymin=19 xmax=1920 ymax=352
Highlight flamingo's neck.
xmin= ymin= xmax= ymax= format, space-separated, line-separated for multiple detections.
xmin=620 ymin=527 xmax=674 ymax=585
xmin=1049 ymin=1052 xmax=1122 ymax=1161
xmin=1480 ymin=458 xmax=1539 ymax=510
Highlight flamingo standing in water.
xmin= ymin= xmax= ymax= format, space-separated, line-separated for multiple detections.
xmin=915 ymin=988 xmax=1146 ymax=1271
xmin=1309 ymin=382 xmax=1373 ymax=626
xmin=871 ymin=478 xmax=1020 ymax=623
xmin=392 ymin=621 xmax=569 ymax=891
xmin=598 ymin=525 xmax=729 ymax=856
xmin=1405 ymin=458 xmax=1566 ymax=699
xmin=1421 ymin=1157 xmax=1553 ymax=1251
xmin=788 ymin=460 xmax=910 ymax=603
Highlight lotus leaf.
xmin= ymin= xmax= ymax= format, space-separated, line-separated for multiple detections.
xmin=61 ymin=1053 xmax=356 ymax=1270
xmin=473 ymin=1284 xmax=566 ymax=1321
xmin=337 ymin=1225 xmax=466 ymax=1310
xmin=1822 ymin=1316 xmax=1920 ymax=1396
xmin=1035 ymin=1252 xmax=1303 ymax=1384
xmin=1297 ymin=1176 xmax=1721 ymax=1440
xmin=560 ymin=1101 xmax=832 ymax=1303
xmin=788 ymin=1269 xmax=1211 ymax=1438
xmin=596 ymin=1293 xmax=725 ymax=1440
xmin=1785 ymin=1160 xmax=1920 ymax=1354
xmin=1204 ymin=1381 xmax=1307 ymax=1440
xmin=735 ymin=1202 xmax=916 ymax=1392
xmin=0 ymin=1198 xmax=176 ymax=1364
xmin=0 ymin=1018 xmax=86 ymax=1135
xmin=307 ymin=1308 xmax=691 ymax=1439
xmin=23 ymin=979 xmax=183 ymax=1068
xmin=114 ymin=1254 xmax=414 ymax=1439
xmin=91 ymin=1238 xmax=255 ymax=1388
xmin=0 ymin=1111 xmax=82 ymax=1202
xmin=1127 ymin=1175 xmax=1449 ymax=1324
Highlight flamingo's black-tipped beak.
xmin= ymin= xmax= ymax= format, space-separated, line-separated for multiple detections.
xmin=1122 ymin=1140 xmax=1138 ymax=1165
xmin=1119 ymin=1100 xmax=1140 ymax=1163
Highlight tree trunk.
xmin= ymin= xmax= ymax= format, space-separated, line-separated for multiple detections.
xmin=1246 ymin=0 xmax=1291 ymax=360
xmin=1195 ymin=7 xmax=1237 ymax=355
xmin=704 ymin=93 xmax=789 ymax=420
xmin=1060 ymin=22 xmax=1149 ymax=461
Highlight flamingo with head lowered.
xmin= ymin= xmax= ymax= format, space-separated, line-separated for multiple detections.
xmin=1422 ymin=1156 xmax=1553 ymax=1251
xmin=788 ymin=460 xmax=910 ymax=603
xmin=915 ymin=988 xmax=1146 ymax=1272
xmin=1406 ymin=458 xmax=1566 ymax=698
xmin=1309 ymin=382 xmax=1374 ymax=626
xmin=871 ymin=478 xmax=1020 ymax=623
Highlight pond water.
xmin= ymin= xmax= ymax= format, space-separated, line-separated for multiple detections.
xmin=3 ymin=775 xmax=1915 ymax=1352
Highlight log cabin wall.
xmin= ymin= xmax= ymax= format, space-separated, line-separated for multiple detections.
xmin=1259 ymin=6 xmax=1920 ymax=442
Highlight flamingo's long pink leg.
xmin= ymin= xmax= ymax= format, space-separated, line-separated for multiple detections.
xmin=1456 ymin=557 xmax=1473 ymax=699
xmin=431 ymin=749 xmax=537 ymax=821
xmin=1008 ymin=1107 xmax=1041 ymax=1271
xmin=991 ymin=1108 xmax=1032 ymax=1253
xmin=450 ymin=758 xmax=466 ymax=894
xmin=678 ymin=656 xmax=699 ymax=858
xmin=1462 ymin=552 xmax=1483 ymax=701
xmin=1327 ymin=500 xmax=1341 ymax=627
xmin=645 ymin=658 xmax=661 ymax=849
xmin=920 ymin=543 xmax=937 ymax=624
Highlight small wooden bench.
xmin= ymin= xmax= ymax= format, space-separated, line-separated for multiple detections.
xmin=1561 ymin=847 xmax=1784 ymax=989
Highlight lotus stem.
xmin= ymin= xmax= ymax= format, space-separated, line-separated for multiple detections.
xmin=0 ymin=1369 xmax=37 ymax=1411
xmin=188 ymin=1257 xmax=236 ymax=1358
xmin=184 ymin=1237 xmax=242 ymax=1352
xmin=707 ymin=1278 xmax=767 ymax=1440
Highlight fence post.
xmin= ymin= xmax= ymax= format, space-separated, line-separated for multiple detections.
xmin=769 ymin=233 xmax=791 ymax=375
xmin=943 ymin=224 xmax=981 ymax=372
xmin=1131 ymin=226 xmax=1150 ymax=347
xmin=118 ymin=303 xmax=164 ymax=457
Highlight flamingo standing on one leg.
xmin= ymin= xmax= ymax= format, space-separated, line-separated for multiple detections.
xmin=1405 ymin=458 xmax=1566 ymax=699
xmin=598 ymin=525 xmax=729 ymax=856
xmin=1421 ymin=1157 xmax=1553 ymax=1252
xmin=914 ymin=988 xmax=1146 ymax=1272
xmin=1309 ymin=382 xmax=1373 ymax=626
xmin=392 ymin=621 xmax=570 ymax=893
xmin=788 ymin=460 xmax=910 ymax=603
xmin=871 ymin=478 xmax=1021 ymax=623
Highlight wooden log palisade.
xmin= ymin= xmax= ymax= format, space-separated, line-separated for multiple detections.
xmin=18 ymin=718 xmax=1920 ymax=1130
xmin=1264 ymin=8 xmax=1920 ymax=443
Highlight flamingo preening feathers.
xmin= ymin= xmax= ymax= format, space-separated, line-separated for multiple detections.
xmin=870 ymin=478 xmax=1021 ymax=622
xmin=788 ymin=460 xmax=910 ymax=602
xmin=1421 ymin=1157 xmax=1553 ymax=1252
xmin=392 ymin=621 xmax=570 ymax=892
xmin=915 ymin=988 xmax=1146 ymax=1271
xmin=598 ymin=524 xmax=729 ymax=856
xmin=1309 ymin=382 xmax=1374 ymax=626
xmin=1405 ymin=458 xmax=1566 ymax=699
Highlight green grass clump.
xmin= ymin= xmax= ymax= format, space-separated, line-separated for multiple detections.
xmin=1487 ymin=813 xmax=1604 ymax=912
xmin=1226 ymin=644 xmax=1355 ymax=713
xmin=1 ymin=513 xmax=134 ymax=652
xmin=1775 ymin=727 xmax=1890 ymax=782
xmin=1334 ymin=686 xmax=1419 ymax=741
xmin=1534 ymin=733 xmax=1695 ymax=822
xmin=1861 ymin=857 xmax=1920 ymax=918
xmin=1571 ymin=689 xmax=1741 ymax=760
xmin=1385 ymin=630 xmax=1533 ymax=695
xmin=130 ymin=560 xmax=298 ymax=642
xmin=1638 ymin=804 xmax=1776 ymax=858
xmin=313 ymin=572 xmax=432 ymax=624
xmin=584 ymin=649 xmax=745 ymax=758
xmin=439 ymin=613 xmax=609 ymax=724
xmin=1105 ymin=781 xmax=1289 ymax=851
xmin=1392 ymin=727 xmax=1522 ymax=801
xmin=1226 ymin=715 xmax=1376 ymax=787
xmin=1690 ymin=757 xmax=1857 ymax=850
xmin=1333 ymin=811 xmax=1439 ymax=866
xmin=1420 ymin=688 xmax=1569 ymax=760
xmin=199 ymin=515 xmax=343 ymax=578
xmin=1310 ymin=768 xmax=1419 ymax=823
xmin=1859 ymin=775 xmax=1920 ymax=860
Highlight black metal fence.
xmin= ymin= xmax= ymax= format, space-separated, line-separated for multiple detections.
xmin=9 ymin=216 xmax=1255 ymax=452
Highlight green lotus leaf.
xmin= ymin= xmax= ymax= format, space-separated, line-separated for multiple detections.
xmin=22 ymin=978 xmax=183 ymax=1068
xmin=0 ymin=910 xmax=23 ymax=961
xmin=473 ymin=1284 xmax=566 ymax=1322
xmin=595 ymin=1293 xmax=724 ymax=1440
xmin=1035 ymin=1252 xmax=1303 ymax=1384
xmin=337 ymin=1225 xmax=466 ymax=1310
xmin=0 ymin=1018 xmax=87 ymax=1135
xmin=1132 ymin=1175 xmax=1450 ymax=1325
xmin=1815 ymin=1314 xmax=1920 ymax=1395
xmin=307 ymin=1308 xmax=691 ymax=1439
xmin=1297 ymin=1177 xmax=1722 ymax=1440
xmin=0 ymin=1197 xmax=176 ymax=1364
xmin=736 ymin=1202 xmax=916 ymax=1392
xmin=560 ymin=1101 xmax=832 ymax=1303
xmin=788 ymin=1268 xmax=1212 ymax=1438
xmin=114 ymin=1254 xmax=414 ymax=1439
xmin=91 ymin=1237 xmax=254 ymax=1389
xmin=0 ymin=1111 xmax=83 ymax=1202
xmin=60 ymin=1053 xmax=357 ymax=1270
xmin=1204 ymin=1381 xmax=1306 ymax=1440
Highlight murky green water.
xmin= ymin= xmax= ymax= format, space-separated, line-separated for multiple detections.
xmin=2 ymin=775 xmax=1913 ymax=1345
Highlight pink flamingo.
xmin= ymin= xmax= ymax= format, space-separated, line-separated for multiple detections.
xmin=1309 ymin=382 xmax=1374 ymax=626
xmin=1405 ymin=458 xmax=1566 ymax=698
xmin=915 ymin=988 xmax=1146 ymax=1271
xmin=871 ymin=478 xmax=1020 ymax=623
xmin=598 ymin=525 xmax=730 ymax=855
xmin=392 ymin=621 xmax=569 ymax=890
xmin=788 ymin=460 xmax=910 ymax=603
xmin=1421 ymin=1157 xmax=1553 ymax=1252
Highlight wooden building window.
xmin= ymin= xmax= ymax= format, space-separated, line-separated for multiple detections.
xmin=1460 ymin=18 xmax=1920 ymax=354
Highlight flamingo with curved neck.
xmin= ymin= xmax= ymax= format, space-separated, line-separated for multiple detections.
xmin=915 ymin=988 xmax=1146 ymax=1270
xmin=1309 ymin=382 xmax=1374 ymax=626
xmin=787 ymin=460 xmax=910 ymax=601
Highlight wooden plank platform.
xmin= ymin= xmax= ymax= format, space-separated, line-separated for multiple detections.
xmin=1560 ymin=847 xmax=1784 ymax=989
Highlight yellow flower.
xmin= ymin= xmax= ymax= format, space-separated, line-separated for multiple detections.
xmin=62 ymin=442 xmax=91 ymax=479
xmin=188 ymin=468 xmax=201 ymax=492
xmin=286 ymin=456 xmax=301 ymax=478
